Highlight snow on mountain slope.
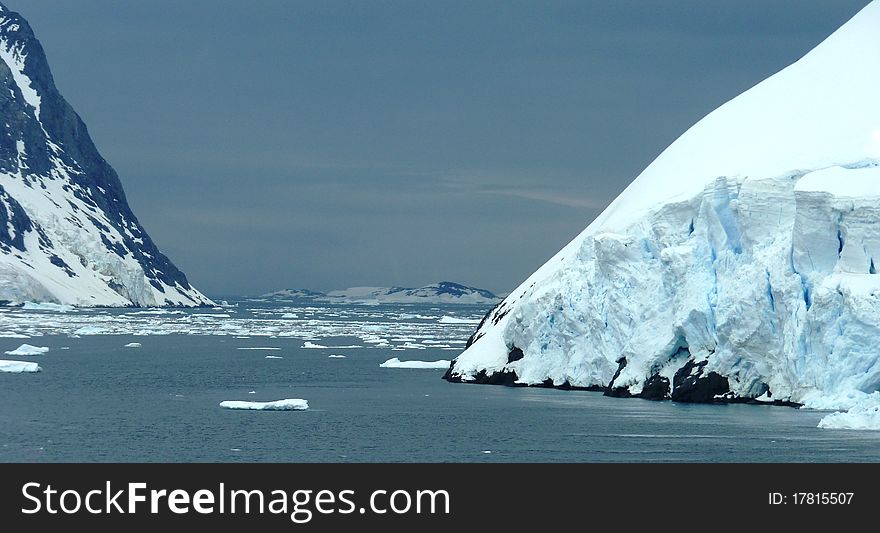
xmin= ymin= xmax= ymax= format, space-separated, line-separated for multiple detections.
xmin=446 ymin=1 xmax=880 ymax=410
xmin=0 ymin=3 xmax=211 ymax=306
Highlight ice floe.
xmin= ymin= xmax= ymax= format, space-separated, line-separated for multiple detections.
xmin=220 ymin=399 xmax=309 ymax=411
xmin=439 ymin=316 xmax=480 ymax=324
xmin=302 ymin=341 xmax=327 ymax=349
xmin=818 ymin=393 xmax=880 ymax=430
xmin=0 ymin=359 xmax=40 ymax=372
xmin=0 ymin=301 xmax=490 ymax=355
xmin=22 ymin=302 xmax=74 ymax=312
xmin=4 ymin=344 xmax=49 ymax=356
xmin=379 ymin=357 xmax=451 ymax=369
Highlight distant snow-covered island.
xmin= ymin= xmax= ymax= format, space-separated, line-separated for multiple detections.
xmin=264 ymin=281 xmax=501 ymax=305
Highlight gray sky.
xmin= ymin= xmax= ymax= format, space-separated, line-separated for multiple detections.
xmin=5 ymin=0 xmax=870 ymax=296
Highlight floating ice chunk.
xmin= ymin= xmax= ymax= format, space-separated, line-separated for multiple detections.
xmin=265 ymin=355 xmax=283 ymax=359
xmin=379 ymin=357 xmax=451 ymax=369
xmin=248 ymin=390 xmax=256 ymax=394
xmin=124 ymin=342 xmax=142 ymax=348
xmin=219 ymin=399 xmax=309 ymax=411
xmin=818 ymin=394 xmax=880 ymax=430
xmin=73 ymin=326 xmax=104 ymax=335
xmin=4 ymin=344 xmax=49 ymax=356
xmin=0 ymin=359 xmax=41 ymax=373
xmin=22 ymin=302 xmax=74 ymax=312
xmin=0 ymin=332 xmax=29 ymax=338
xmin=302 ymin=341 xmax=328 ymax=349
xmin=438 ymin=316 xmax=480 ymax=324
xmin=281 ymin=313 xmax=298 ymax=319
xmin=236 ymin=347 xmax=281 ymax=350
xmin=328 ymin=354 xmax=347 ymax=359
xmin=400 ymin=342 xmax=427 ymax=350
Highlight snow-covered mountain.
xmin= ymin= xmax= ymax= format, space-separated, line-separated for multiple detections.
xmin=327 ymin=282 xmax=500 ymax=305
xmin=446 ymin=2 xmax=880 ymax=411
xmin=0 ymin=3 xmax=211 ymax=306
xmin=264 ymin=282 xmax=500 ymax=305
xmin=262 ymin=288 xmax=326 ymax=300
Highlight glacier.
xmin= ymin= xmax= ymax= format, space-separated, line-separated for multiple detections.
xmin=0 ymin=3 xmax=211 ymax=306
xmin=446 ymin=1 xmax=880 ymax=413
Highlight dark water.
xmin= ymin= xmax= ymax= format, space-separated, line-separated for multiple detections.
xmin=1 ymin=301 xmax=879 ymax=462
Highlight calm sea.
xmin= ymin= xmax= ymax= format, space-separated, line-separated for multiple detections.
xmin=1 ymin=298 xmax=878 ymax=462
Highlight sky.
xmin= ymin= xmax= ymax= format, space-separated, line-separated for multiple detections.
xmin=4 ymin=0 xmax=870 ymax=296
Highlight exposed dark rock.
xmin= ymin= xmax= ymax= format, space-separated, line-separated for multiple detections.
xmin=604 ymin=386 xmax=633 ymax=398
xmin=433 ymin=281 xmax=498 ymax=300
xmin=507 ymin=346 xmax=524 ymax=363
xmin=472 ymin=368 xmax=520 ymax=386
xmin=442 ymin=364 xmax=518 ymax=386
xmin=604 ymin=357 xmax=632 ymax=397
xmin=640 ymin=374 xmax=671 ymax=401
xmin=671 ymin=359 xmax=730 ymax=403
xmin=0 ymin=185 xmax=32 ymax=251
xmin=443 ymin=349 xmax=801 ymax=407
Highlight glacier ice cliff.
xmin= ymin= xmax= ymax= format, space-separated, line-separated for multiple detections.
xmin=446 ymin=1 xmax=880 ymax=411
xmin=0 ymin=3 xmax=211 ymax=306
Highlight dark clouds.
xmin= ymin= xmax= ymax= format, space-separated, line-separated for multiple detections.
xmin=5 ymin=0 xmax=869 ymax=295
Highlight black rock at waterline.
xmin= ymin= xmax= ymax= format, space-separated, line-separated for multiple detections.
xmin=639 ymin=375 xmax=672 ymax=401
xmin=670 ymin=359 xmax=730 ymax=403
xmin=444 ymin=350 xmax=799 ymax=406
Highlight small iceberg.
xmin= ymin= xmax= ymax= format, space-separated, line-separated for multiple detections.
xmin=328 ymin=354 xmax=347 ymax=359
xmin=4 ymin=344 xmax=49 ymax=356
xmin=302 ymin=341 xmax=328 ymax=349
xmin=220 ymin=399 xmax=309 ymax=411
xmin=124 ymin=342 xmax=142 ymax=348
xmin=438 ymin=316 xmax=480 ymax=324
xmin=281 ymin=313 xmax=298 ymax=319
xmin=379 ymin=357 xmax=451 ymax=369
xmin=265 ymin=355 xmax=283 ymax=359
xmin=74 ymin=326 xmax=104 ymax=335
xmin=0 ymin=359 xmax=41 ymax=373
xmin=23 ymin=302 xmax=74 ymax=312
xmin=818 ymin=394 xmax=880 ymax=430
